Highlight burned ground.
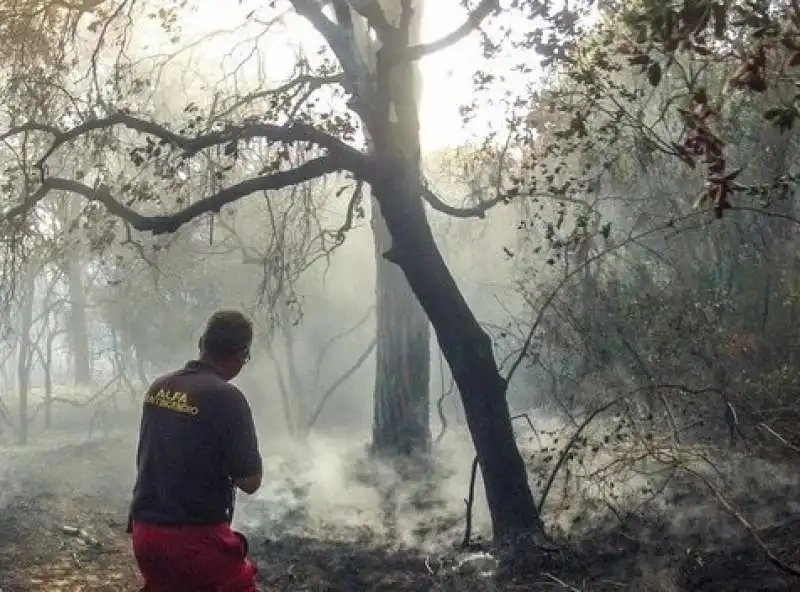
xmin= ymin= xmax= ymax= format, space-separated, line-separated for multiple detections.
xmin=0 ymin=435 xmax=798 ymax=591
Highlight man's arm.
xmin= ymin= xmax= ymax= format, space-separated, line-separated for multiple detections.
xmin=224 ymin=388 xmax=263 ymax=495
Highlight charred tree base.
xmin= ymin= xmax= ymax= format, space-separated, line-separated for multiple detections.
xmin=461 ymin=452 xmax=562 ymax=574
xmin=492 ymin=529 xmax=571 ymax=580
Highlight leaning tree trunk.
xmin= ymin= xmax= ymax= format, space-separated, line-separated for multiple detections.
xmin=364 ymin=16 xmax=545 ymax=545
xmin=366 ymin=2 xmax=431 ymax=460
xmin=372 ymin=156 xmax=544 ymax=545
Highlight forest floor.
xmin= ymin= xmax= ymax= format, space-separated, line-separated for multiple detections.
xmin=0 ymin=434 xmax=798 ymax=591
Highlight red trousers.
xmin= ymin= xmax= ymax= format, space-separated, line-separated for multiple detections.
xmin=131 ymin=521 xmax=259 ymax=591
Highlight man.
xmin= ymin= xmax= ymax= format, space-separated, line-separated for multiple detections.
xmin=128 ymin=310 xmax=263 ymax=592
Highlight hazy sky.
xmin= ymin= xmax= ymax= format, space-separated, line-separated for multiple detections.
xmin=158 ymin=0 xmax=524 ymax=151
xmin=417 ymin=1 xmax=494 ymax=149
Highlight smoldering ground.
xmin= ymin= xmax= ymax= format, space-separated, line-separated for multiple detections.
xmin=2 ymin=402 xmax=799 ymax=591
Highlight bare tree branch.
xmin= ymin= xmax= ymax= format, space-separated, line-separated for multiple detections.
xmin=342 ymin=0 xmax=392 ymax=35
xmin=421 ymin=181 xmax=504 ymax=219
xmin=215 ymin=72 xmax=346 ymax=121
xmin=0 ymin=112 xmax=369 ymax=173
xmin=503 ymin=201 xmax=800 ymax=389
xmin=306 ymin=335 xmax=377 ymax=430
xmin=537 ymin=397 xmax=623 ymax=514
xmin=503 ymin=211 xmax=709 ymax=389
xmin=313 ymin=304 xmax=374 ymax=386
xmin=50 ymin=0 xmax=107 ymax=11
xmin=335 ymin=180 xmax=365 ymax=239
xmin=1 ymin=113 xmax=502 ymax=232
xmin=399 ymin=0 xmax=500 ymax=62
xmin=330 ymin=0 xmax=499 ymax=62
xmin=0 ymin=111 xmax=382 ymax=235
xmin=3 ymin=159 xmax=346 ymax=235
xmin=683 ymin=466 xmax=800 ymax=578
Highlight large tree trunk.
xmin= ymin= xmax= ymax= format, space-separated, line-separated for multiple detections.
xmin=367 ymin=1 xmax=431 ymax=459
xmin=371 ymin=205 xmax=431 ymax=457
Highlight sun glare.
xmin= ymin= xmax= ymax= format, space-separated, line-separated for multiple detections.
xmin=146 ymin=0 xmax=521 ymax=153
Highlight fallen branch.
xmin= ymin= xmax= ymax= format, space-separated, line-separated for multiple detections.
xmin=61 ymin=525 xmax=102 ymax=550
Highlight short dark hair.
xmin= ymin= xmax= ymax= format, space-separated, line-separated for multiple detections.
xmin=200 ymin=310 xmax=253 ymax=359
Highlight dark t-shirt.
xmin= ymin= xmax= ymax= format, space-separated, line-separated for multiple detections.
xmin=129 ymin=360 xmax=262 ymax=526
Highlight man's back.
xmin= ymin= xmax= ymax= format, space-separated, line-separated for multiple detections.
xmin=129 ymin=311 xmax=262 ymax=592
xmin=130 ymin=360 xmax=261 ymax=526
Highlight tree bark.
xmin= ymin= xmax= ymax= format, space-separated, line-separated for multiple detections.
xmin=371 ymin=203 xmax=431 ymax=457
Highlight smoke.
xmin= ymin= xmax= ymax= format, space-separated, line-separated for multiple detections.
xmin=234 ymin=429 xmax=490 ymax=550
xmin=2 ymin=8 xmax=799 ymax=591
xmin=236 ymin=407 xmax=800 ymax=559
xmin=232 ymin=403 xmax=800 ymax=560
